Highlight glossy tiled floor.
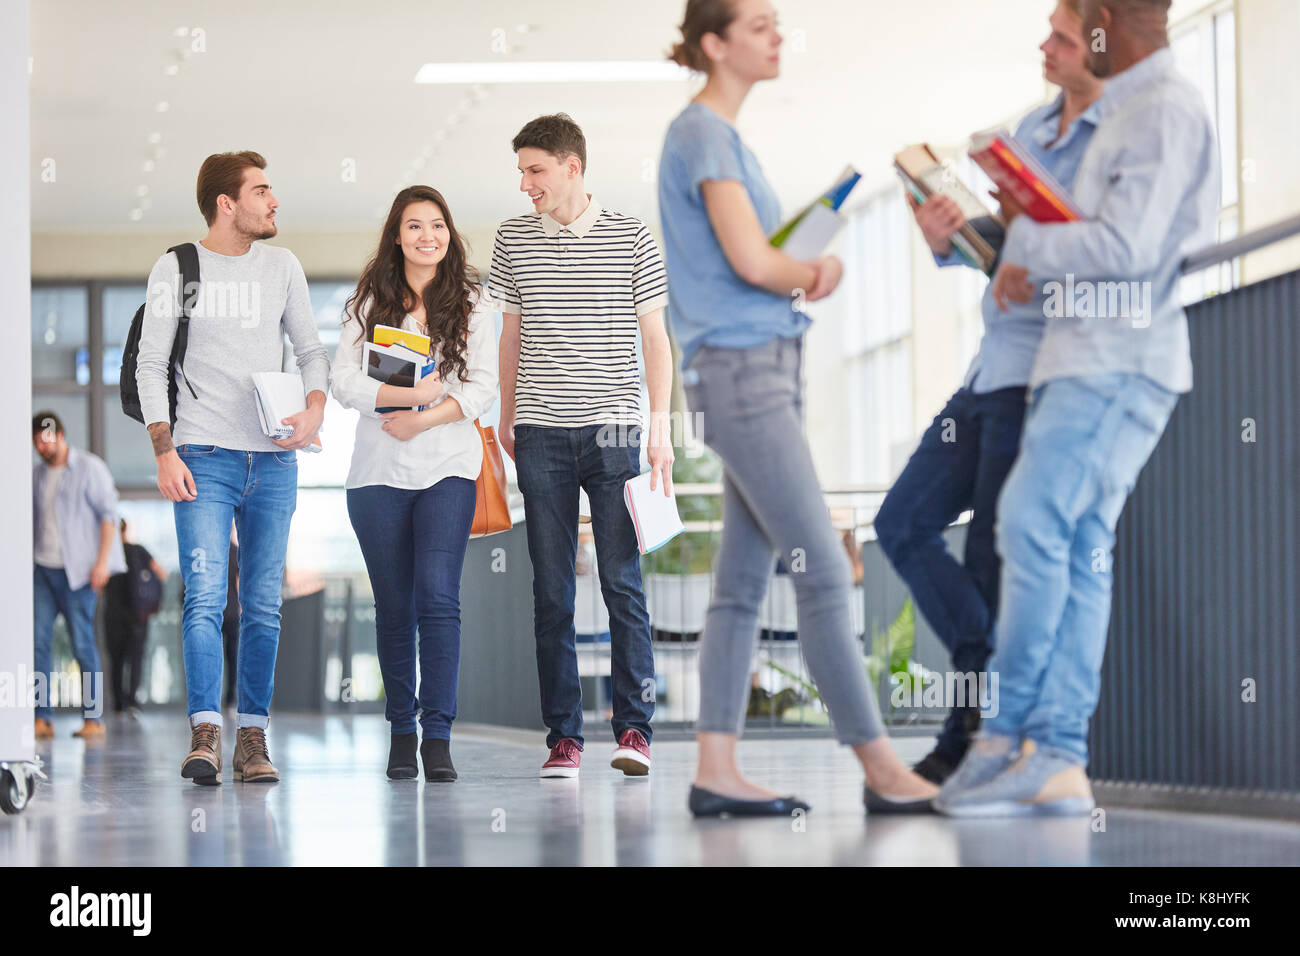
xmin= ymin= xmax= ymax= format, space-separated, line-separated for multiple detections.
xmin=3 ymin=712 xmax=1297 ymax=866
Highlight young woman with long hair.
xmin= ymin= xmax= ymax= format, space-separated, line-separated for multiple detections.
xmin=331 ymin=186 xmax=498 ymax=781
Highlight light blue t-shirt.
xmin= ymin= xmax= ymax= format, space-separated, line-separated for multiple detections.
xmin=658 ymin=102 xmax=810 ymax=369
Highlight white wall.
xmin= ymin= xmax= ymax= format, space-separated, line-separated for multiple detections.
xmin=32 ymin=224 xmax=503 ymax=280
xmin=3 ymin=0 xmax=33 ymax=761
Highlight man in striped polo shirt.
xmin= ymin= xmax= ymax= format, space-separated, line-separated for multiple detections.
xmin=490 ymin=113 xmax=673 ymax=779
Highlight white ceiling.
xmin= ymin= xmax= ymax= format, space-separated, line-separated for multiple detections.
xmin=28 ymin=0 xmax=1200 ymax=235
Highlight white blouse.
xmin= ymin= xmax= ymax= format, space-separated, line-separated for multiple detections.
xmin=331 ymin=289 xmax=499 ymax=491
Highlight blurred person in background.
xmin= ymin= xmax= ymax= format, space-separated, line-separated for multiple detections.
xmin=32 ymin=410 xmax=126 ymax=739
xmin=104 ymin=519 xmax=169 ymax=715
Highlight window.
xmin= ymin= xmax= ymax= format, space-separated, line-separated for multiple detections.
xmin=1173 ymin=2 xmax=1240 ymax=299
xmin=841 ymin=188 xmax=914 ymax=485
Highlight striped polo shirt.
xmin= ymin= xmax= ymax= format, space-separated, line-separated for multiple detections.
xmin=488 ymin=196 xmax=669 ymax=428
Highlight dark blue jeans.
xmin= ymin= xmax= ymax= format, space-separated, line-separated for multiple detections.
xmin=514 ymin=424 xmax=655 ymax=749
xmin=874 ymin=385 xmax=1028 ymax=760
xmin=347 ymin=477 xmax=477 ymax=738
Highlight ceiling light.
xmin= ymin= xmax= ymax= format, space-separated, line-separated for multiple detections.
xmin=142 ymin=160 xmax=156 ymax=173
xmin=414 ymin=61 xmax=692 ymax=84
xmin=156 ymin=101 xmax=170 ymax=112
xmin=148 ymin=132 xmax=162 ymax=144
xmin=136 ymin=184 xmax=149 ymax=196
xmin=163 ymin=64 xmax=179 ymax=76
xmin=130 ymin=209 xmax=143 ymax=221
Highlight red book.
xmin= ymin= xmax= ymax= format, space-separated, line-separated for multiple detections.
xmin=969 ymin=127 xmax=1083 ymax=223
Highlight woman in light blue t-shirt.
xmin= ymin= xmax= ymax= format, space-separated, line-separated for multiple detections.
xmin=659 ymin=0 xmax=939 ymax=817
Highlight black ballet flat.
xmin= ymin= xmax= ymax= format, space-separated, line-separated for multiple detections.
xmin=688 ymin=785 xmax=811 ymax=818
xmin=863 ymin=786 xmax=936 ymax=815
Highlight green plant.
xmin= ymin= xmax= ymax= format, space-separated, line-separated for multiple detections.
xmin=763 ymin=597 xmax=930 ymax=717
xmin=643 ymin=448 xmax=723 ymax=576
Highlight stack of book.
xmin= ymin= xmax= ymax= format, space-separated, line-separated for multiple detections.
xmin=894 ymin=144 xmax=1006 ymax=274
xmin=364 ymin=325 xmax=437 ymax=415
xmin=895 ymin=132 xmax=1083 ymax=274
xmin=968 ymin=127 xmax=1083 ymax=223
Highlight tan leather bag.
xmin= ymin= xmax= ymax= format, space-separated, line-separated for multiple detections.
xmin=471 ymin=420 xmax=512 ymax=537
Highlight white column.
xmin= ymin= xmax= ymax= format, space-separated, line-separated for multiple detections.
xmin=0 ymin=0 xmax=33 ymax=762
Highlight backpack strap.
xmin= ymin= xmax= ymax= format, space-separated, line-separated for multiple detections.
xmin=167 ymin=242 xmax=200 ymax=399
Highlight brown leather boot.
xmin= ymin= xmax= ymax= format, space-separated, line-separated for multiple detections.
xmin=182 ymin=722 xmax=222 ymax=785
xmin=33 ymin=718 xmax=55 ymax=740
xmin=72 ymin=720 xmax=106 ymax=739
xmin=233 ymin=726 xmax=279 ymax=782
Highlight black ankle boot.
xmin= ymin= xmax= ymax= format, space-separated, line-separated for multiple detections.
xmin=420 ymin=737 xmax=457 ymax=782
xmin=387 ymin=732 xmax=419 ymax=779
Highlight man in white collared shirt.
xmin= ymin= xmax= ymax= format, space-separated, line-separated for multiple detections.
xmin=490 ymin=113 xmax=672 ymax=779
xmin=937 ymin=0 xmax=1220 ymax=817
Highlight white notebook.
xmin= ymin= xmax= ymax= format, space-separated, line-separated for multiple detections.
xmin=623 ymin=471 xmax=684 ymax=555
xmin=250 ymin=371 xmax=322 ymax=453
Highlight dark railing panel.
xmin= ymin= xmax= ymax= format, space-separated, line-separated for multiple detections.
xmin=455 ymin=523 xmax=545 ymax=731
xmin=1094 ymin=268 xmax=1300 ymax=795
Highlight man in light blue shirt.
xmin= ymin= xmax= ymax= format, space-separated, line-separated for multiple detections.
xmin=936 ymin=0 xmax=1220 ymax=817
xmin=32 ymin=410 xmax=126 ymax=738
xmin=876 ymin=0 xmax=1103 ymax=785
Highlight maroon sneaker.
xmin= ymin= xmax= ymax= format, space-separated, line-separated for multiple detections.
xmin=611 ymin=729 xmax=651 ymax=776
xmin=540 ymin=738 xmax=582 ymax=778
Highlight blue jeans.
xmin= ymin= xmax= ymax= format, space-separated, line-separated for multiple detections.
xmin=985 ymin=373 xmax=1178 ymax=765
xmin=173 ymin=445 xmax=298 ymax=729
xmin=875 ymin=385 xmax=1028 ymax=760
xmin=346 ymin=477 xmax=477 ymax=738
xmin=33 ymin=565 xmax=103 ymax=720
xmin=514 ymin=423 xmax=655 ymax=749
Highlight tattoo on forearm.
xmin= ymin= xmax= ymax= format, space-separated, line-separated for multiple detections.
xmin=147 ymin=422 xmax=175 ymax=456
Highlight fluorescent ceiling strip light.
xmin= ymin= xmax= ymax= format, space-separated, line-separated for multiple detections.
xmin=414 ymin=61 xmax=693 ymax=84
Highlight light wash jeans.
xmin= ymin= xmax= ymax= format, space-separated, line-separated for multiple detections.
xmin=683 ymin=336 xmax=884 ymax=745
xmin=985 ymin=372 xmax=1178 ymax=765
xmin=173 ymin=445 xmax=298 ymax=729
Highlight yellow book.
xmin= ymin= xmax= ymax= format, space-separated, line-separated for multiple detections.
xmin=373 ymin=324 xmax=431 ymax=356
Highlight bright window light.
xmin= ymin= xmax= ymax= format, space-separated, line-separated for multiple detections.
xmin=414 ymin=61 xmax=693 ymax=84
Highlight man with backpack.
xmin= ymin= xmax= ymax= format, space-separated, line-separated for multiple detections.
xmin=104 ymin=519 xmax=169 ymax=715
xmin=131 ymin=150 xmax=329 ymax=785
xmin=32 ymin=410 xmax=125 ymax=739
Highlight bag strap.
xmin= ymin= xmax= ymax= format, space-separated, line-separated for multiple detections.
xmin=166 ymin=242 xmax=200 ymax=399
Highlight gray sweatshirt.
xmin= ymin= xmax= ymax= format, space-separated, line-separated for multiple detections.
xmin=138 ymin=242 xmax=331 ymax=451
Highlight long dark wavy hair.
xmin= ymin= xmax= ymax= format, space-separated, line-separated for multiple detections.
xmin=346 ymin=185 xmax=480 ymax=383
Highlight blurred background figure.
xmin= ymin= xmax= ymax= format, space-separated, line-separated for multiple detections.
xmin=32 ymin=409 xmax=126 ymax=739
xmin=104 ymin=519 xmax=169 ymax=715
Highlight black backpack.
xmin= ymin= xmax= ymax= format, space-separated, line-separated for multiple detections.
xmin=124 ymin=543 xmax=163 ymax=622
xmin=120 ymin=243 xmax=200 ymax=429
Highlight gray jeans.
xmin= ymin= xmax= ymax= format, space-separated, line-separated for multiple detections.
xmin=683 ymin=336 xmax=884 ymax=745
